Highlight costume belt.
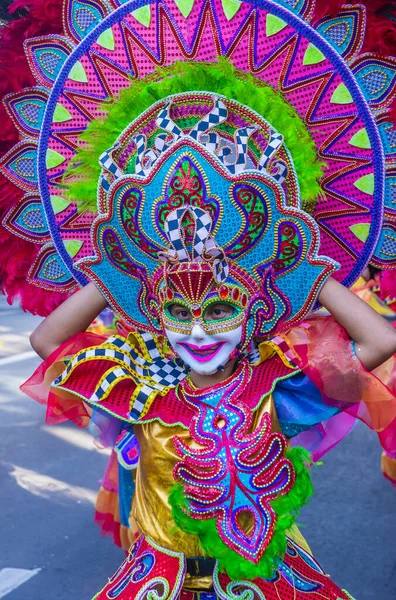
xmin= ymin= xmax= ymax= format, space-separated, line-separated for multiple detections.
xmin=186 ymin=556 xmax=216 ymax=577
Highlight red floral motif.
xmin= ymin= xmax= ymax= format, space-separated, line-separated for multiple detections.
xmin=158 ymin=157 xmax=219 ymax=241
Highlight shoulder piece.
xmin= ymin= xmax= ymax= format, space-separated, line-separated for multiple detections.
xmin=246 ymin=340 xmax=300 ymax=411
xmin=52 ymin=332 xmax=186 ymax=422
xmin=51 ymin=331 xmax=300 ymax=425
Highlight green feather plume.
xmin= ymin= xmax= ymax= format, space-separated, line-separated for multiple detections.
xmin=63 ymin=60 xmax=325 ymax=213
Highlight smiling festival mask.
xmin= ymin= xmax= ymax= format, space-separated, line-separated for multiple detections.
xmin=164 ymin=317 xmax=244 ymax=375
xmin=75 ymin=93 xmax=337 ymax=354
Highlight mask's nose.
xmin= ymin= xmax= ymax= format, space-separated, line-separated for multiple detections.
xmin=190 ymin=322 xmax=206 ymax=342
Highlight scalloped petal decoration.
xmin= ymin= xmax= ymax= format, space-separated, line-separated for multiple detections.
xmin=63 ymin=0 xmax=109 ymax=43
xmin=315 ymin=6 xmax=365 ymax=61
xmin=352 ymin=55 xmax=396 ymax=110
xmin=379 ymin=123 xmax=396 ymax=158
xmin=4 ymin=88 xmax=49 ymax=138
xmin=276 ymin=0 xmax=314 ymax=20
xmin=24 ymin=36 xmax=75 ymax=87
xmin=384 ymin=174 xmax=396 ymax=216
xmin=0 ymin=141 xmax=38 ymax=192
xmin=373 ymin=225 xmax=396 ymax=266
xmin=28 ymin=245 xmax=75 ymax=291
xmin=3 ymin=194 xmax=50 ymax=244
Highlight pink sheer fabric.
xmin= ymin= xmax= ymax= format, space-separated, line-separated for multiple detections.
xmin=291 ymin=411 xmax=357 ymax=462
xmin=21 ymin=331 xmax=108 ymax=426
xmin=280 ymin=316 xmax=396 ymax=456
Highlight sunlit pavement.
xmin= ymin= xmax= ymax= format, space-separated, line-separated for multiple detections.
xmin=0 ymin=296 xmax=121 ymax=599
xmin=0 ymin=296 xmax=395 ymax=599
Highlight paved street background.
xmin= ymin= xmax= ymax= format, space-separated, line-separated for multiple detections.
xmin=0 ymin=296 xmax=395 ymax=599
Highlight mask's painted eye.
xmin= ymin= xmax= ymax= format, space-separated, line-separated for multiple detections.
xmin=204 ymin=303 xmax=235 ymax=321
xmin=168 ymin=304 xmax=193 ymax=322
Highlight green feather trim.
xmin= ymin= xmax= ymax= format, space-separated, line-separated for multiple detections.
xmin=168 ymin=446 xmax=313 ymax=580
xmin=341 ymin=591 xmax=356 ymax=600
xmin=63 ymin=59 xmax=324 ymax=213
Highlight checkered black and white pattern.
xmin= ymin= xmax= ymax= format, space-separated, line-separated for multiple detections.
xmin=258 ymin=130 xmax=284 ymax=171
xmin=105 ymin=333 xmax=185 ymax=388
xmin=154 ymin=132 xmax=174 ymax=153
xmin=52 ymin=333 xmax=186 ymax=422
xmin=156 ymin=101 xmax=183 ymax=140
xmin=221 ymin=126 xmax=257 ymax=175
xmin=133 ymin=103 xmax=185 ymax=176
xmin=133 ymin=134 xmax=159 ymax=176
xmin=165 ymin=206 xmax=213 ymax=261
xmin=98 ymin=99 xmax=287 ymax=192
xmin=133 ymin=98 xmax=230 ymax=178
xmin=98 ymin=141 xmax=123 ymax=193
xmin=138 ymin=331 xmax=161 ymax=359
xmin=197 ymin=131 xmax=219 ymax=154
xmin=164 ymin=206 xmax=229 ymax=281
xmin=217 ymin=143 xmax=233 ymax=163
xmin=99 ymin=175 xmax=111 ymax=193
xmin=189 ymin=97 xmax=227 ymax=143
xmin=272 ymin=160 xmax=289 ymax=185
xmin=99 ymin=144 xmax=123 ymax=178
xmin=164 ymin=207 xmax=190 ymax=262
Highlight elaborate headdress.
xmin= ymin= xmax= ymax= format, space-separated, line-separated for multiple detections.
xmin=75 ymin=93 xmax=336 ymax=341
xmin=1 ymin=0 xmax=396 ymax=333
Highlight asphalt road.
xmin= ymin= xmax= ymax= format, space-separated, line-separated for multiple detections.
xmin=0 ymin=296 xmax=395 ymax=600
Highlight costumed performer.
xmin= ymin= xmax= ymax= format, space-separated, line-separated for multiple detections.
xmin=27 ymin=96 xmax=396 ymax=599
xmin=1 ymin=0 xmax=396 ymax=598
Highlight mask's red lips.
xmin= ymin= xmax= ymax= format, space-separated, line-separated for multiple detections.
xmin=177 ymin=341 xmax=225 ymax=362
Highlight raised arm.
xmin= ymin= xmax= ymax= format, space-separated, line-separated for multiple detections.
xmin=318 ymin=277 xmax=396 ymax=371
xmin=30 ymin=282 xmax=108 ymax=360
